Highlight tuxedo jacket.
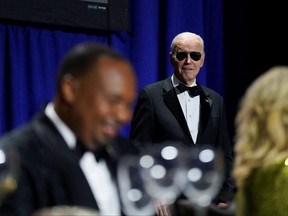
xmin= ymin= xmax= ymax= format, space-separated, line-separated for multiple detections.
xmin=130 ymin=76 xmax=235 ymax=202
xmin=0 ymin=111 xmax=138 ymax=216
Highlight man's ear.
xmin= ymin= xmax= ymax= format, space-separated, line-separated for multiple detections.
xmin=61 ymin=74 xmax=78 ymax=103
xmin=200 ymin=53 xmax=205 ymax=68
xmin=169 ymin=52 xmax=176 ymax=66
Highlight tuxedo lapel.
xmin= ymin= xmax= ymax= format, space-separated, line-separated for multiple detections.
xmin=162 ymin=79 xmax=213 ymax=145
xmin=32 ymin=114 xmax=99 ymax=210
xmin=196 ymin=96 xmax=211 ymax=142
xmin=196 ymin=84 xmax=212 ymax=144
xmin=162 ymin=79 xmax=194 ymax=143
xmin=58 ymin=156 xmax=99 ymax=209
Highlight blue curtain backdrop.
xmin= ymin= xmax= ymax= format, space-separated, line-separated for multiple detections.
xmin=0 ymin=0 xmax=224 ymax=137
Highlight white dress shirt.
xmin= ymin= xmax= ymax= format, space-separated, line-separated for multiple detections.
xmin=172 ymin=75 xmax=200 ymax=143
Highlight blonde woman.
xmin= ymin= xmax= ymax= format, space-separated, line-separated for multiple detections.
xmin=233 ymin=66 xmax=288 ymax=216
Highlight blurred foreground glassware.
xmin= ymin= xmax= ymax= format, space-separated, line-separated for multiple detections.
xmin=118 ymin=142 xmax=187 ymax=215
xmin=181 ymin=144 xmax=224 ymax=216
xmin=0 ymin=146 xmax=19 ymax=205
xmin=118 ymin=154 xmax=155 ymax=216
xmin=139 ymin=142 xmax=186 ymax=206
xmin=117 ymin=143 xmax=224 ymax=216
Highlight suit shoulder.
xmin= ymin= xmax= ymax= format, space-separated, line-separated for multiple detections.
xmin=201 ymin=86 xmax=223 ymax=98
xmin=0 ymin=123 xmax=35 ymax=147
xmin=141 ymin=80 xmax=165 ymax=91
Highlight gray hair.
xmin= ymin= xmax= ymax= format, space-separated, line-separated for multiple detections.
xmin=170 ymin=32 xmax=204 ymax=53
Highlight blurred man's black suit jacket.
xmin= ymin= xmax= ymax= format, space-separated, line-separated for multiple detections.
xmin=0 ymin=111 xmax=137 ymax=216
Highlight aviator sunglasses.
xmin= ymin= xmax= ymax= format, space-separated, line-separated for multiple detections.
xmin=175 ymin=51 xmax=202 ymax=61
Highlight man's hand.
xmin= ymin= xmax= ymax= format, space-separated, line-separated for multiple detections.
xmin=216 ymin=202 xmax=229 ymax=209
xmin=155 ymin=200 xmax=171 ymax=216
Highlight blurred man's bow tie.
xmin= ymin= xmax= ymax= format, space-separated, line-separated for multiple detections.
xmin=73 ymin=139 xmax=109 ymax=162
xmin=177 ymin=83 xmax=201 ymax=97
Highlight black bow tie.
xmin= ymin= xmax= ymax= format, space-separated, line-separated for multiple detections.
xmin=177 ymin=83 xmax=201 ymax=97
xmin=73 ymin=139 xmax=110 ymax=162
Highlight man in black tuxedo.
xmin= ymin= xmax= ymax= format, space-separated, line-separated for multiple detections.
xmin=130 ymin=32 xmax=235 ymax=211
xmin=0 ymin=43 xmax=139 ymax=216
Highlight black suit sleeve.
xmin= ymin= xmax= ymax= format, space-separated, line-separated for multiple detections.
xmin=129 ymin=88 xmax=155 ymax=147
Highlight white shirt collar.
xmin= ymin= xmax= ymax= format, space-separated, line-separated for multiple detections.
xmin=44 ymin=102 xmax=76 ymax=150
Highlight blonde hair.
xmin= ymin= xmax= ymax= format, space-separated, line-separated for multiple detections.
xmin=233 ymin=66 xmax=288 ymax=188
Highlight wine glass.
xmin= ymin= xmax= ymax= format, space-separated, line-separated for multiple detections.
xmin=0 ymin=146 xmax=20 ymax=204
xmin=117 ymin=142 xmax=187 ymax=215
xmin=138 ymin=142 xmax=187 ymax=207
xmin=117 ymin=154 xmax=155 ymax=216
xmin=181 ymin=144 xmax=224 ymax=216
